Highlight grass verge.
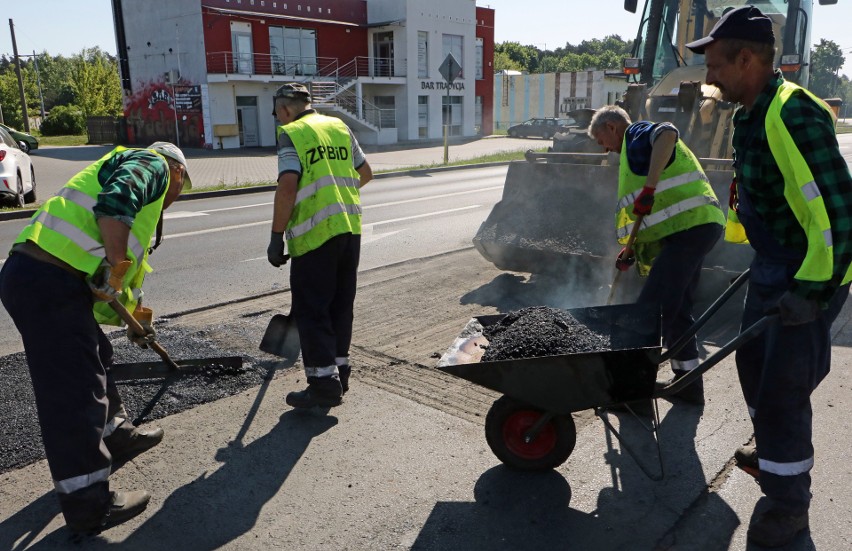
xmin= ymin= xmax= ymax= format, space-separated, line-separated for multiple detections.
xmin=33 ymin=134 xmax=89 ymax=147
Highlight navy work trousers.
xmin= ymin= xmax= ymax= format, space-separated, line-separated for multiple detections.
xmin=0 ymin=253 xmax=121 ymax=496
xmin=637 ymin=223 xmax=722 ymax=361
xmin=289 ymin=233 xmax=360 ymax=368
xmin=736 ymin=277 xmax=849 ymax=514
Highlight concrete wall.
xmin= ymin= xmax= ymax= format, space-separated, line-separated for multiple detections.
xmin=119 ymin=0 xmax=208 ymax=146
xmin=493 ymin=71 xmax=628 ymax=129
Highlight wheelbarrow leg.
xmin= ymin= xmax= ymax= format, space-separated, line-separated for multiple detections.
xmin=596 ymin=401 xmax=665 ymax=481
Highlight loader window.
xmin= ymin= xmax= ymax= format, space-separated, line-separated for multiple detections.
xmin=634 ymin=0 xmax=683 ymax=84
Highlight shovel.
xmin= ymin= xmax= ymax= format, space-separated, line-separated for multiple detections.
xmin=109 ymin=299 xmax=244 ymax=381
xmin=607 ymin=213 xmax=644 ymax=305
xmin=259 ymin=311 xmax=301 ymax=360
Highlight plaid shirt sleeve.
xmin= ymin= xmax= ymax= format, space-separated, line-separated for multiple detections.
xmin=92 ymin=150 xmax=170 ymax=226
xmin=782 ymin=92 xmax=852 ymax=301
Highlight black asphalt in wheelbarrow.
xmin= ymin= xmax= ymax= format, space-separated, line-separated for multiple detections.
xmin=438 ymin=270 xmax=774 ymax=477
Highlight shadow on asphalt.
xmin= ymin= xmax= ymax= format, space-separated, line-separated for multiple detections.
xmin=27 ymin=409 xmax=337 ymax=549
xmin=0 ymin=491 xmax=59 ymax=550
xmin=411 ymin=403 xmax=739 ymax=551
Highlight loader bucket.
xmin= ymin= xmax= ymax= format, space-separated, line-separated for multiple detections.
xmin=473 ymin=156 xmax=753 ymax=292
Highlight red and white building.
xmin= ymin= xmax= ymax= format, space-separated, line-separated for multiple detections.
xmin=112 ymin=0 xmax=494 ymax=149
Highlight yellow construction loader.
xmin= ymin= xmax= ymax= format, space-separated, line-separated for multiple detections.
xmin=474 ymin=0 xmax=840 ymax=299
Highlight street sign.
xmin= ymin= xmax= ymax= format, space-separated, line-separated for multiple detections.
xmin=438 ymin=53 xmax=462 ymax=84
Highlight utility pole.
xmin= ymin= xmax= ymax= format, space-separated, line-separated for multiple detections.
xmin=9 ymin=19 xmax=31 ymax=132
xmin=33 ymin=51 xmax=46 ymax=120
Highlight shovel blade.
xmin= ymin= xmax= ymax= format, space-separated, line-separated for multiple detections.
xmin=112 ymin=356 xmax=244 ymax=381
xmin=259 ymin=313 xmax=301 ymax=359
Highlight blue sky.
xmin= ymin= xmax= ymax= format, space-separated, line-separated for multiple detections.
xmin=3 ymin=1 xmax=852 ymax=75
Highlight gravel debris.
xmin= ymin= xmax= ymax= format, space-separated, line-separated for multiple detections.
xmin=481 ymin=306 xmax=611 ymax=362
xmin=0 ymin=323 xmax=277 ymax=475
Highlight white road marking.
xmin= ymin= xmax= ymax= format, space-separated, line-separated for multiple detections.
xmin=167 ymin=205 xmax=483 ymax=240
xmin=170 ymin=186 xmax=501 ymax=216
xmin=365 ymin=186 xmax=501 ymax=209
xmin=365 ymin=205 xmax=482 ymax=227
xmin=164 ymin=211 xmax=209 ymax=219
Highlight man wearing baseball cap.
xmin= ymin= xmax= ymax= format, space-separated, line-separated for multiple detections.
xmin=0 ymin=141 xmax=190 ymax=534
xmin=687 ymin=6 xmax=852 ymax=547
xmin=267 ymin=82 xmax=373 ymax=409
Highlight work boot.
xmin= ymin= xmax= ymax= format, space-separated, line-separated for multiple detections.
xmin=338 ymin=364 xmax=351 ymax=394
xmin=747 ymin=506 xmax=809 ymax=548
xmin=660 ymin=368 xmax=705 ymax=405
xmin=735 ymin=444 xmax=760 ymax=480
xmin=286 ymin=376 xmax=343 ymax=408
xmin=61 ymin=482 xmax=150 ymax=535
xmin=104 ymin=423 xmax=165 ymax=464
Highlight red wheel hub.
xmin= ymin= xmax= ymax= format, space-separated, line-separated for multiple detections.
xmin=502 ymin=410 xmax=557 ymax=459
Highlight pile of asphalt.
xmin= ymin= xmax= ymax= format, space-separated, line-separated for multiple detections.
xmin=474 ymin=222 xmax=590 ymax=255
xmin=481 ymin=306 xmax=611 ymax=362
xmin=0 ymin=324 xmax=275 ymax=475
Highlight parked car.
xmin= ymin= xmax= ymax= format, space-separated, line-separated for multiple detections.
xmin=0 ymin=126 xmax=36 ymax=207
xmin=506 ymin=118 xmax=575 ymax=139
xmin=0 ymin=123 xmax=39 ymax=154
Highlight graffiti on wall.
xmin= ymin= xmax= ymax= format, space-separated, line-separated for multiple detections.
xmin=125 ymin=81 xmax=205 ymax=147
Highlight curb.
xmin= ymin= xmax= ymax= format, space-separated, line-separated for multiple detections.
xmin=0 ymin=160 xmax=513 ymax=222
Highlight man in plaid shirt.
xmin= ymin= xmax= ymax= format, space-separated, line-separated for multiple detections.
xmin=688 ymin=6 xmax=852 ymax=547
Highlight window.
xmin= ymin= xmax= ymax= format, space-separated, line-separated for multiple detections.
xmin=418 ymin=31 xmax=429 ymax=78
xmin=418 ymin=96 xmax=429 ymax=138
xmin=373 ymin=96 xmax=396 ymax=128
xmin=269 ymin=26 xmax=317 ymax=75
xmin=442 ymin=34 xmax=463 ymax=78
xmin=442 ymin=95 xmax=463 ymax=136
xmin=373 ymin=32 xmax=394 ymax=77
xmin=475 ymin=37 xmax=483 ymax=80
xmin=475 ymin=96 xmax=483 ymax=134
xmin=231 ymin=21 xmax=253 ymax=74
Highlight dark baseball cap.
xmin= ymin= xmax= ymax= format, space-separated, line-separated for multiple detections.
xmin=273 ymin=82 xmax=311 ymax=101
xmin=685 ymin=5 xmax=775 ymax=54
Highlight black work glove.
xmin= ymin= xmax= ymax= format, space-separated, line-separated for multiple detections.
xmin=267 ymin=231 xmax=289 ymax=267
xmin=633 ymin=186 xmax=656 ymax=216
xmin=777 ymin=291 xmax=820 ymax=326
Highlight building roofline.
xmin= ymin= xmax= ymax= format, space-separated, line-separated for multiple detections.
xmin=203 ymin=6 xmax=361 ymax=27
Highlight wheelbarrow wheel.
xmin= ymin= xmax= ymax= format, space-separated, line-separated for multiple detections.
xmin=485 ymin=396 xmax=576 ymax=471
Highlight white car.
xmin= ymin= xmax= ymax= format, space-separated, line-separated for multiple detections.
xmin=0 ymin=125 xmax=36 ymax=207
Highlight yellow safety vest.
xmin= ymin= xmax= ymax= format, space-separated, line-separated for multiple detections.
xmin=615 ymin=135 xmax=724 ymax=270
xmin=726 ymin=81 xmax=852 ymax=286
xmin=277 ymin=113 xmax=361 ymax=257
xmin=15 ymin=146 xmax=168 ymax=325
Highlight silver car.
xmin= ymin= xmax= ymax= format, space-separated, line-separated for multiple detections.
xmin=0 ymin=126 xmax=36 ymax=207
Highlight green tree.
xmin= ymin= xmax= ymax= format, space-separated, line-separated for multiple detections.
xmin=68 ymin=48 xmax=123 ymax=117
xmin=810 ymin=39 xmax=845 ymax=98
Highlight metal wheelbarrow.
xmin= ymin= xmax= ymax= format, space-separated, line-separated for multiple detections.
xmin=438 ymin=270 xmax=774 ymax=478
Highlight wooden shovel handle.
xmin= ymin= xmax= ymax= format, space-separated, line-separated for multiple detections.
xmin=108 ymin=299 xmax=181 ymax=371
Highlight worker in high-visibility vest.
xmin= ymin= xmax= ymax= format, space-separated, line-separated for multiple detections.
xmin=589 ymin=105 xmax=724 ymax=406
xmin=267 ymin=83 xmax=373 ymax=408
xmin=688 ymin=6 xmax=852 ymax=547
xmin=0 ymin=142 xmax=191 ymax=534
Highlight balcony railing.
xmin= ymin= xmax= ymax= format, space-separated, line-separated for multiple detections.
xmin=337 ymin=56 xmax=406 ymax=79
xmin=206 ymin=52 xmax=339 ymax=77
xmin=207 ymin=52 xmax=407 ymax=80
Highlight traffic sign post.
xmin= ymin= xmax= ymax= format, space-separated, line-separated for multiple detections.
xmin=438 ymin=54 xmax=462 ymax=164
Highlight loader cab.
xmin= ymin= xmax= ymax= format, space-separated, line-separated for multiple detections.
xmin=625 ymin=0 xmax=820 ymax=88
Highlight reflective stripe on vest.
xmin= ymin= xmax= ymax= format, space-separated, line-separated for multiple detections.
xmin=279 ymin=113 xmax=362 ymax=256
xmin=14 ymin=146 xmax=168 ymax=325
xmin=763 ymin=81 xmax=852 ymax=285
xmin=615 ymin=137 xmax=724 ymax=245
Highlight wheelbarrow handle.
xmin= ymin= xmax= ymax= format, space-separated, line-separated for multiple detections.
xmin=655 ymin=313 xmax=777 ymax=399
xmin=108 ymin=299 xmax=182 ymax=372
xmin=658 ymin=268 xmax=750 ymax=363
